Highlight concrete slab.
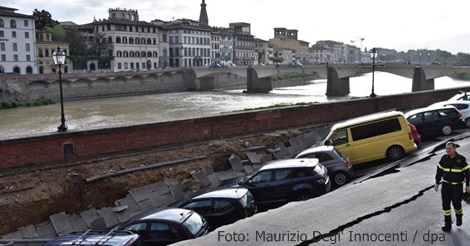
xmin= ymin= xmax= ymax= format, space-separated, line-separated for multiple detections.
xmin=19 ymin=225 xmax=40 ymax=239
xmin=159 ymin=193 xmax=176 ymax=206
xmin=129 ymin=183 xmax=157 ymax=202
xmin=97 ymin=207 xmax=120 ymax=229
xmin=252 ymin=164 xmax=262 ymax=170
xmin=116 ymin=195 xmax=141 ymax=214
xmin=273 ymin=143 xmax=290 ymax=159
xmin=192 ymin=170 xmax=211 ymax=187
xmin=79 ymin=209 xmax=100 ymax=228
xmin=164 ymin=178 xmax=179 ymax=186
xmin=69 ymin=214 xmax=88 ymax=231
xmin=261 ymin=154 xmax=273 ymax=163
xmin=90 ymin=217 xmax=107 ymax=230
xmin=2 ymin=231 xmax=23 ymax=239
xmin=216 ymin=170 xmax=243 ymax=182
xmin=203 ymin=165 xmax=214 ymax=175
xmin=289 ymin=135 xmax=307 ymax=150
xmin=35 ymin=221 xmax=57 ymax=239
xmin=154 ymin=181 xmax=171 ymax=195
xmin=169 ymin=184 xmax=185 ymax=202
xmin=243 ymin=165 xmax=255 ymax=174
xmin=245 ymin=151 xmax=263 ymax=164
xmin=207 ymin=173 xmax=221 ymax=187
xmin=115 ymin=210 xmax=135 ymax=224
xmin=229 ymin=154 xmax=244 ymax=172
xmin=49 ymin=212 xmax=74 ymax=236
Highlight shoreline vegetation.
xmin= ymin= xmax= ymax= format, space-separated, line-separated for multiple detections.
xmin=0 ymin=97 xmax=54 ymax=110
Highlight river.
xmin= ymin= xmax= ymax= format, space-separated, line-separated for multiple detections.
xmin=1 ymin=72 xmax=469 ymax=140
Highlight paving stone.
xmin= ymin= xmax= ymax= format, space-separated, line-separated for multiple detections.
xmin=90 ymin=217 xmax=107 ymax=230
xmin=245 ymin=151 xmax=263 ymax=164
xmin=243 ymin=165 xmax=255 ymax=174
xmin=192 ymin=170 xmax=211 ymax=187
xmin=207 ymin=173 xmax=221 ymax=187
xmin=203 ymin=165 xmax=214 ymax=175
xmin=49 ymin=212 xmax=74 ymax=236
xmin=80 ymin=208 xmax=100 ymax=228
xmin=36 ymin=221 xmax=58 ymax=239
xmin=2 ymin=231 xmax=23 ymax=239
xmin=164 ymin=178 xmax=179 ymax=186
xmin=69 ymin=214 xmax=88 ymax=231
xmin=97 ymin=207 xmax=120 ymax=229
xmin=216 ymin=170 xmax=241 ymax=182
xmin=228 ymin=154 xmax=244 ymax=172
xmin=169 ymin=184 xmax=185 ymax=202
xmin=19 ymin=224 xmax=40 ymax=239
xmin=154 ymin=181 xmax=171 ymax=195
xmin=273 ymin=143 xmax=290 ymax=159
xmin=116 ymin=195 xmax=141 ymax=214
xmin=129 ymin=183 xmax=157 ymax=202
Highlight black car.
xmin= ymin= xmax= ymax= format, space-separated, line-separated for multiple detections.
xmin=223 ymin=158 xmax=330 ymax=204
xmin=175 ymin=187 xmax=256 ymax=230
xmin=44 ymin=230 xmax=142 ymax=246
xmin=405 ymin=105 xmax=464 ymax=137
xmin=117 ymin=207 xmax=209 ymax=246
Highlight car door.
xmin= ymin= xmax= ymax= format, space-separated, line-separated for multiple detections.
xmin=265 ymin=168 xmax=297 ymax=202
xmin=421 ymin=110 xmax=440 ymax=134
xmin=327 ymin=129 xmax=355 ymax=164
xmin=245 ymin=170 xmax=274 ymax=203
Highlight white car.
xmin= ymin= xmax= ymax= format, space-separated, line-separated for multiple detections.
xmin=429 ymin=100 xmax=470 ymax=127
xmin=448 ymin=91 xmax=470 ymax=101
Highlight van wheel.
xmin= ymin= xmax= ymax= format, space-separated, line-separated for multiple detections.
xmin=333 ymin=172 xmax=348 ymax=187
xmin=295 ymin=192 xmax=312 ymax=201
xmin=441 ymin=125 xmax=453 ymax=135
xmin=386 ymin=145 xmax=404 ymax=161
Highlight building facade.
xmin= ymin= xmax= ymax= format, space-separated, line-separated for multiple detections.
xmin=78 ymin=8 xmax=161 ymax=72
xmin=0 ymin=6 xmax=36 ymax=74
xmin=230 ymin=22 xmax=254 ymax=66
xmin=36 ymin=30 xmax=71 ymax=74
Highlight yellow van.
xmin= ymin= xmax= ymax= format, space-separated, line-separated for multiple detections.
xmin=322 ymin=111 xmax=417 ymax=165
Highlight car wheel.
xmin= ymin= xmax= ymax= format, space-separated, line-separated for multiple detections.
xmin=465 ymin=118 xmax=470 ymax=128
xmin=333 ymin=172 xmax=348 ymax=187
xmin=295 ymin=192 xmax=312 ymax=201
xmin=441 ymin=125 xmax=453 ymax=136
xmin=386 ymin=145 xmax=404 ymax=161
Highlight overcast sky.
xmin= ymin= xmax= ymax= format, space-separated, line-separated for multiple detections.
xmin=6 ymin=0 xmax=470 ymax=53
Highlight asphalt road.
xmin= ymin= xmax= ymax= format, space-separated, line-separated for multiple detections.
xmin=173 ymin=130 xmax=470 ymax=246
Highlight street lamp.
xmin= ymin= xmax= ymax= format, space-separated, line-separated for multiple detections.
xmin=427 ymin=53 xmax=430 ymax=64
xmin=419 ymin=53 xmax=422 ymax=65
xmin=370 ymin=48 xmax=378 ymax=98
xmin=53 ymin=47 xmax=67 ymax=132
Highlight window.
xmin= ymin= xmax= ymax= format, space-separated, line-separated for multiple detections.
xmin=330 ymin=129 xmax=349 ymax=145
xmin=25 ymin=32 xmax=29 ymax=39
xmin=25 ymin=43 xmax=30 ymax=51
xmin=183 ymin=200 xmax=212 ymax=214
xmin=438 ymin=109 xmax=459 ymax=117
xmin=0 ymin=30 xmax=4 ymax=37
xmin=351 ymin=118 xmax=402 ymax=141
xmin=407 ymin=114 xmax=422 ymax=125
xmin=13 ymin=43 xmax=17 ymax=51
xmin=423 ymin=111 xmax=438 ymax=120
xmin=26 ymin=55 xmax=30 ymax=61
xmin=1 ymin=54 xmax=6 ymax=61
xmin=0 ymin=43 xmax=5 ymax=51
xmin=213 ymin=200 xmax=233 ymax=213
xmin=12 ymin=31 xmax=16 ymax=38
xmin=123 ymin=222 xmax=147 ymax=234
xmin=24 ymin=20 xmax=28 ymax=27
xmin=0 ymin=19 xmax=3 ymax=27
xmin=274 ymin=169 xmax=294 ymax=181
xmin=14 ymin=55 xmax=18 ymax=61
xmin=10 ymin=20 xmax=16 ymax=28
xmin=250 ymin=170 xmax=272 ymax=184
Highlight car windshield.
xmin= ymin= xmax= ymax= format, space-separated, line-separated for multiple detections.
xmin=182 ymin=212 xmax=205 ymax=236
xmin=238 ymin=173 xmax=254 ymax=185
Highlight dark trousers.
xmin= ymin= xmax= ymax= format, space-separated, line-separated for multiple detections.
xmin=441 ymin=183 xmax=463 ymax=215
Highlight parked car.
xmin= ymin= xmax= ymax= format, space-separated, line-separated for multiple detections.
xmin=288 ymin=61 xmax=303 ymax=67
xmin=408 ymin=123 xmax=422 ymax=146
xmin=321 ymin=111 xmax=417 ymax=165
xmin=222 ymin=158 xmax=330 ymax=204
xmin=429 ymin=100 xmax=470 ymax=127
xmin=44 ymin=230 xmax=142 ymax=246
xmin=174 ymin=187 xmax=256 ymax=230
xmin=448 ymin=91 xmax=470 ymax=101
xmin=405 ymin=105 xmax=463 ymax=137
xmin=117 ymin=207 xmax=209 ymax=246
xmin=294 ymin=145 xmax=353 ymax=187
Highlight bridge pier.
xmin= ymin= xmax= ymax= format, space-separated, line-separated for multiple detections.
xmin=246 ymin=67 xmax=273 ymax=93
xmin=412 ymin=67 xmax=434 ymax=92
xmin=326 ymin=67 xmax=350 ymax=96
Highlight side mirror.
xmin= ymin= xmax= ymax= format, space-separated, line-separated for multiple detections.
xmin=324 ymin=140 xmax=332 ymax=145
xmin=247 ymin=180 xmax=256 ymax=186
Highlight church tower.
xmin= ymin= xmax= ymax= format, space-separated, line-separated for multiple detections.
xmin=199 ymin=0 xmax=209 ymax=26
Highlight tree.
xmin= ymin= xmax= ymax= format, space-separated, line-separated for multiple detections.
xmin=63 ymin=27 xmax=87 ymax=56
xmin=33 ymin=9 xmax=58 ymax=30
xmin=48 ymin=25 xmax=65 ymax=42
xmin=88 ymin=32 xmax=112 ymax=56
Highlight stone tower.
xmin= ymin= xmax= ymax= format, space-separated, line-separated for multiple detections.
xmin=199 ymin=0 xmax=209 ymax=26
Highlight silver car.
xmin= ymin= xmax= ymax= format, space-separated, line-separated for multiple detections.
xmin=295 ymin=145 xmax=354 ymax=187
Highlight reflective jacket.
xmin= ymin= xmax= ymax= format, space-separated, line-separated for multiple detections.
xmin=436 ymin=153 xmax=470 ymax=186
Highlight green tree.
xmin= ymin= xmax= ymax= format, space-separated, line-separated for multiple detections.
xmin=33 ymin=9 xmax=58 ymax=30
xmin=64 ymin=27 xmax=87 ymax=56
xmin=88 ymin=32 xmax=112 ymax=56
xmin=48 ymin=25 xmax=65 ymax=41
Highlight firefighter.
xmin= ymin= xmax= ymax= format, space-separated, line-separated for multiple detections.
xmin=434 ymin=141 xmax=470 ymax=232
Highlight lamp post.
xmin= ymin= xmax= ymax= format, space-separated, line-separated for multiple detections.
xmin=427 ymin=53 xmax=430 ymax=64
xmin=53 ymin=47 xmax=67 ymax=132
xmin=419 ymin=53 xmax=422 ymax=65
xmin=370 ymin=48 xmax=378 ymax=98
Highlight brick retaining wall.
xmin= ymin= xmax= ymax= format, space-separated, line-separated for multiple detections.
xmin=1 ymin=86 xmax=470 ymax=169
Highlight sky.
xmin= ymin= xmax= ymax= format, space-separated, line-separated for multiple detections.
xmin=6 ymin=0 xmax=470 ymax=54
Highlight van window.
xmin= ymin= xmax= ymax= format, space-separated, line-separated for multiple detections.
xmin=351 ymin=118 xmax=401 ymax=141
xmin=330 ymin=129 xmax=349 ymax=145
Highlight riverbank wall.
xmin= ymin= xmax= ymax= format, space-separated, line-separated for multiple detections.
xmin=2 ymin=86 xmax=470 ymax=170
